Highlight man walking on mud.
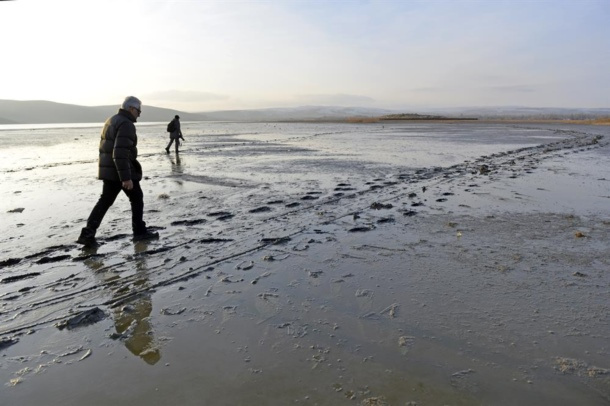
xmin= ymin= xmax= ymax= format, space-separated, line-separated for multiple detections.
xmin=77 ymin=96 xmax=159 ymax=246
xmin=165 ymin=115 xmax=185 ymax=154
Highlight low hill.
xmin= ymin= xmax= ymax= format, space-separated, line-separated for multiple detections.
xmin=0 ymin=99 xmax=608 ymax=125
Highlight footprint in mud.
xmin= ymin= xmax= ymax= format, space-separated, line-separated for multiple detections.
xmin=36 ymin=255 xmax=71 ymax=264
xmin=442 ymin=192 xmax=454 ymax=196
xmin=208 ymin=211 xmax=234 ymax=221
xmin=301 ymin=195 xmax=319 ymax=201
xmin=103 ymin=233 xmax=130 ymax=242
xmin=285 ymin=202 xmax=301 ymax=208
xmin=402 ymin=210 xmax=417 ymax=216
xmin=370 ymin=202 xmax=393 ymax=210
xmin=1 ymin=272 xmax=41 ymax=284
xmin=436 ymin=198 xmax=448 ymax=202
xmin=208 ymin=211 xmax=231 ymax=217
xmin=348 ymin=226 xmax=375 ymax=232
xmin=200 ymin=238 xmax=234 ymax=243
xmin=171 ymin=219 xmax=207 ymax=226
xmin=411 ymin=202 xmax=424 ymax=207
xmin=266 ymin=200 xmax=284 ymax=205
xmin=377 ymin=217 xmax=395 ymax=224
xmin=249 ymin=206 xmax=272 ymax=213
xmin=335 ymin=183 xmax=355 ymax=191
xmin=0 ymin=258 xmax=22 ymax=269
xmin=369 ymin=185 xmax=384 ymax=190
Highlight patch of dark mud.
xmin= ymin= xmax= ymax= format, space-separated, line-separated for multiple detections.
xmin=200 ymin=238 xmax=234 ymax=243
xmin=370 ymin=202 xmax=393 ymax=210
xmin=55 ymin=307 xmax=106 ymax=330
xmin=7 ymin=208 xmax=25 ymax=213
xmin=301 ymin=195 xmax=319 ymax=201
xmin=208 ymin=211 xmax=234 ymax=221
xmin=35 ymin=255 xmax=72 ymax=264
xmin=260 ymin=236 xmax=292 ymax=245
xmin=377 ymin=217 xmax=395 ymax=224
xmin=266 ymin=200 xmax=284 ymax=205
xmin=0 ymin=336 xmax=19 ymax=351
xmin=103 ymin=233 xmax=130 ymax=242
xmin=135 ymin=247 xmax=172 ymax=256
xmin=285 ymin=202 xmax=301 ymax=208
xmin=402 ymin=210 xmax=418 ymax=216
xmin=0 ymin=258 xmax=22 ymax=268
xmin=24 ymin=245 xmax=73 ymax=260
xmin=208 ymin=211 xmax=232 ymax=217
xmin=436 ymin=198 xmax=448 ymax=202
xmin=249 ymin=206 xmax=272 ymax=213
xmin=171 ymin=219 xmax=207 ymax=226
xmin=1 ymin=272 xmax=41 ymax=284
xmin=348 ymin=226 xmax=375 ymax=232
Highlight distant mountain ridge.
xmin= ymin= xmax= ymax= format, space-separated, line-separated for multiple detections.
xmin=0 ymin=99 xmax=608 ymax=125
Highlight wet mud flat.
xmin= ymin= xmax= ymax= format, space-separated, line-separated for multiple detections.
xmin=1 ymin=122 xmax=609 ymax=405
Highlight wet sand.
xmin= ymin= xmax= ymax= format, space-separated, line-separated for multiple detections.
xmin=1 ymin=122 xmax=609 ymax=405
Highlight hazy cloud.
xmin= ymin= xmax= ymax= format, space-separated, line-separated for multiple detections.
xmin=489 ymin=85 xmax=537 ymax=93
xmin=145 ymin=90 xmax=229 ymax=103
xmin=293 ymin=94 xmax=376 ymax=106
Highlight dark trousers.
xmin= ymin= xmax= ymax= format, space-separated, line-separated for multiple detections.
xmin=84 ymin=180 xmax=146 ymax=235
xmin=166 ymin=138 xmax=180 ymax=152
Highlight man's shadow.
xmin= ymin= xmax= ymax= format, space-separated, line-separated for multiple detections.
xmin=83 ymin=242 xmax=161 ymax=365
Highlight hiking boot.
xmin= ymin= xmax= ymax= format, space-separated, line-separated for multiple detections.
xmin=133 ymin=230 xmax=159 ymax=242
xmin=77 ymin=228 xmax=98 ymax=247
xmin=165 ymin=147 xmax=170 ymax=154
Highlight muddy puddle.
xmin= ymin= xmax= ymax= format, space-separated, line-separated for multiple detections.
xmin=1 ymin=122 xmax=609 ymax=405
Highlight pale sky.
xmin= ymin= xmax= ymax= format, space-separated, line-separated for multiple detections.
xmin=1 ymin=0 xmax=608 ymax=112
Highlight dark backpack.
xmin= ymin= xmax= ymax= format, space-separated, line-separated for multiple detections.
xmin=166 ymin=120 xmax=176 ymax=132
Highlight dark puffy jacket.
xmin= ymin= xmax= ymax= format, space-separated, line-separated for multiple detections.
xmin=97 ymin=109 xmax=142 ymax=182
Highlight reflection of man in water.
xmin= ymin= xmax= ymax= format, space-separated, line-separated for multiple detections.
xmin=169 ymin=153 xmax=183 ymax=175
xmin=113 ymin=292 xmax=160 ymax=365
xmin=82 ymin=241 xmax=161 ymax=365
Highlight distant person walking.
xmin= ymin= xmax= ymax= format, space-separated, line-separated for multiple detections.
xmin=77 ymin=96 xmax=159 ymax=246
xmin=165 ymin=115 xmax=185 ymax=154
